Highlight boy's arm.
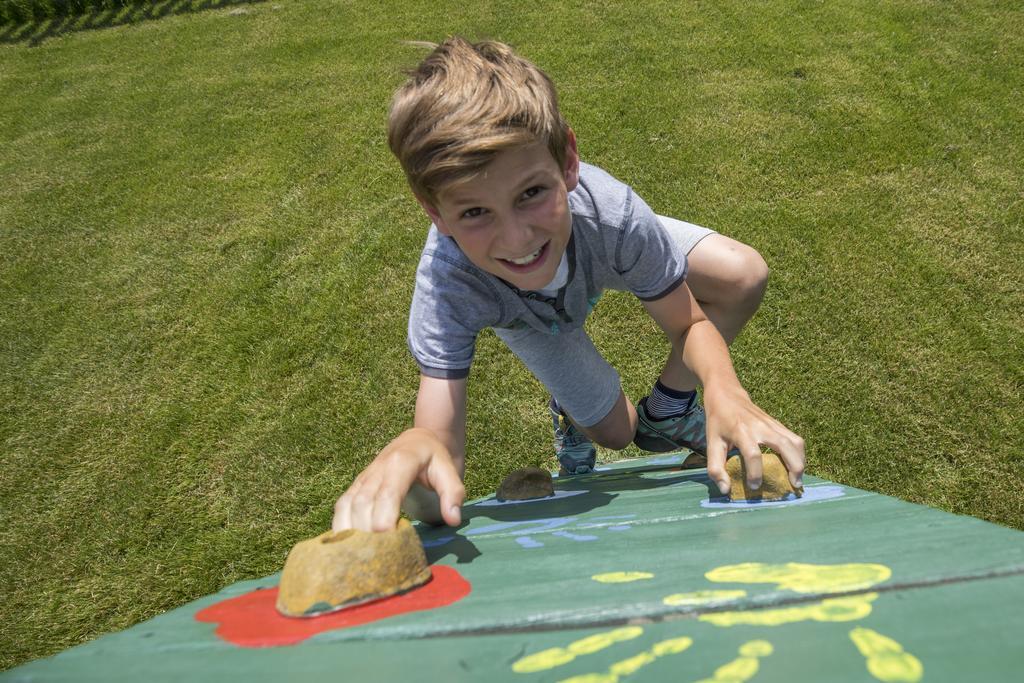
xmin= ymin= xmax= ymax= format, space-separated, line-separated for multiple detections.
xmin=332 ymin=375 xmax=467 ymax=532
xmin=642 ymin=282 xmax=805 ymax=495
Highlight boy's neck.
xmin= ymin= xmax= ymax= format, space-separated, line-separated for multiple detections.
xmin=531 ymin=250 xmax=569 ymax=295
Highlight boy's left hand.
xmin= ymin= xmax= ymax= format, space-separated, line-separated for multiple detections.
xmin=702 ymin=383 xmax=805 ymax=496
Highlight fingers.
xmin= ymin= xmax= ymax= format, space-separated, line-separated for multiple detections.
xmin=333 ymin=452 xmax=417 ymax=532
xmin=333 ymin=472 xmax=385 ymax=532
xmin=332 ymin=470 xmax=374 ymax=532
xmin=736 ymin=442 xmax=763 ymax=490
xmin=761 ymin=429 xmax=806 ymax=489
xmin=706 ymin=396 xmax=805 ymax=492
xmin=370 ymin=488 xmax=404 ymax=532
xmin=427 ymin=456 xmax=466 ymax=527
xmin=332 ymin=495 xmax=351 ymax=532
xmin=705 ymin=437 xmax=731 ymax=496
xmin=750 ymin=413 xmax=805 ymax=488
xmin=333 ymin=429 xmax=464 ymax=533
xmin=334 ymin=476 xmax=412 ymax=533
xmin=350 ymin=488 xmax=376 ymax=532
xmin=707 ymin=424 xmax=763 ymax=494
xmin=439 ymin=489 xmax=464 ymax=527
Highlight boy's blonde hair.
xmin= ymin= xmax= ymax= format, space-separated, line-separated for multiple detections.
xmin=388 ymin=36 xmax=571 ymax=202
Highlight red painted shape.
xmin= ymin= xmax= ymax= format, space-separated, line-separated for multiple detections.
xmin=195 ymin=565 xmax=471 ymax=647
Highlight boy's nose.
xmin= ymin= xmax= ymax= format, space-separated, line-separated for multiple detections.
xmin=499 ymin=215 xmax=535 ymax=250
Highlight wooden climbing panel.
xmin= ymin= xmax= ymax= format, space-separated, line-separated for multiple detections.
xmin=6 ymin=454 xmax=1024 ymax=682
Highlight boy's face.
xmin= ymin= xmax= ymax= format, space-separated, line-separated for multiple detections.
xmin=417 ymin=131 xmax=580 ymax=291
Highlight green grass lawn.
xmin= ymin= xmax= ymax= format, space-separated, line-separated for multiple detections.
xmin=2 ymin=0 xmax=1021 ymax=671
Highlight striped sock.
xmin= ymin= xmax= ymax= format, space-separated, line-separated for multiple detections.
xmin=646 ymin=380 xmax=696 ymax=420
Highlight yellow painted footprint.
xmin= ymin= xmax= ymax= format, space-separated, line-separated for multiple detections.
xmin=700 ymin=593 xmax=878 ymax=627
xmin=850 ymin=627 xmax=923 ymax=683
xmin=592 ymin=572 xmax=654 ymax=584
xmin=705 ymin=562 xmax=891 ymax=593
xmin=519 ymin=562 xmax=923 ymax=683
xmin=512 ymin=627 xmax=645 ymax=674
xmin=511 ymin=625 xmax=692 ymax=681
xmin=557 ymin=636 xmax=693 ymax=683
xmin=695 ymin=640 xmax=773 ymax=683
xmin=663 ymin=590 xmax=748 ymax=606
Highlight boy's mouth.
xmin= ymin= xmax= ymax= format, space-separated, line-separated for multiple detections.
xmin=499 ymin=242 xmax=549 ymax=270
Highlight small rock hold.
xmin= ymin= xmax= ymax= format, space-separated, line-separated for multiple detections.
xmin=681 ymin=452 xmax=707 ymax=469
xmin=725 ymin=452 xmax=802 ymax=502
xmin=276 ymin=518 xmax=431 ymax=617
xmin=497 ymin=467 xmax=555 ymax=501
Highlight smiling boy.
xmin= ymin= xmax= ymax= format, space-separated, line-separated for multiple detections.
xmin=332 ymin=37 xmax=805 ymax=532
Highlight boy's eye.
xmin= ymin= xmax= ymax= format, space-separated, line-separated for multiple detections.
xmin=522 ymin=186 xmax=544 ymax=200
xmin=461 ymin=207 xmax=486 ymax=219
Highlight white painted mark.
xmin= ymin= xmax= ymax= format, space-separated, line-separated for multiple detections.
xmin=594 ymin=454 xmax=686 ymax=472
xmin=552 ymin=530 xmax=599 ymax=542
xmin=700 ymin=485 xmax=846 ymax=509
xmin=474 ymin=489 xmax=589 ymax=507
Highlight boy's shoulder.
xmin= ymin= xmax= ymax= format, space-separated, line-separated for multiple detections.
xmin=419 ymin=225 xmax=485 ymax=279
xmin=415 ymin=227 xmax=507 ymax=309
xmin=571 ymin=162 xmax=646 ymax=233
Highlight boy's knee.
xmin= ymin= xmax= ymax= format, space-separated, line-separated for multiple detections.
xmin=749 ymin=253 xmax=769 ymax=297
xmin=688 ymin=236 xmax=770 ymax=312
xmin=734 ymin=249 xmax=769 ymax=300
xmin=578 ymin=391 xmax=636 ymax=451
xmin=718 ymin=246 xmax=769 ymax=309
xmin=590 ymin=429 xmax=634 ymax=451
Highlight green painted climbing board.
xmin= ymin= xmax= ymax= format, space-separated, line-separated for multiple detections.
xmin=5 ymin=454 xmax=1024 ymax=682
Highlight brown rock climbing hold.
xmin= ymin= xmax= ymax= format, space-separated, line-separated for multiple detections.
xmin=725 ymin=451 xmax=803 ymax=502
xmin=496 ymin=467 xmax=555 ymax=501
xmin=681 ymin=452 xmax=707 ymax=469
xmin=276 ymin=518 xmax=431 ymax=617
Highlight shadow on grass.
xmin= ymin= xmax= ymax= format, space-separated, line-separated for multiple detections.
xmin=0 ymin=0 xmax=266 ymax=46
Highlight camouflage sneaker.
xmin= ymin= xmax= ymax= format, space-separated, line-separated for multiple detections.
xmin=634 ymin=396 xmax=710 ymax=456
xmin=550 ymin=399 xmax=597 ymax=475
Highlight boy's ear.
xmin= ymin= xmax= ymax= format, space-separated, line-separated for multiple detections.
xmin=415 ymin=194 xmax=452 ymax=235
xmin=562 ymin=128 xmax=580 ymax=192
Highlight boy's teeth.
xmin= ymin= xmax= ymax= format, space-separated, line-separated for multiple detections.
xmin=507 ymin=247 xmax=542 ymax=265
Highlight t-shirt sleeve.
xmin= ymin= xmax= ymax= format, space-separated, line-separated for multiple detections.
xmin=407 ymin=252 xmax=492 ymax=379
xmin=614 ymin=189 xmax=689 ymax=301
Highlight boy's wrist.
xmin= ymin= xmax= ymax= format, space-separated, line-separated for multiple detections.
xmin=702 ymin=375 xmax=748 ymax=403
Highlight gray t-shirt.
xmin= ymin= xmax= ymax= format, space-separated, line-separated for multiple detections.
xmin=408 ymin=162 xmax=688 ymax=379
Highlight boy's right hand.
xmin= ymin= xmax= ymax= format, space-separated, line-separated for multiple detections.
xmin=332 ymin=427 xmax=465 ymax=533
